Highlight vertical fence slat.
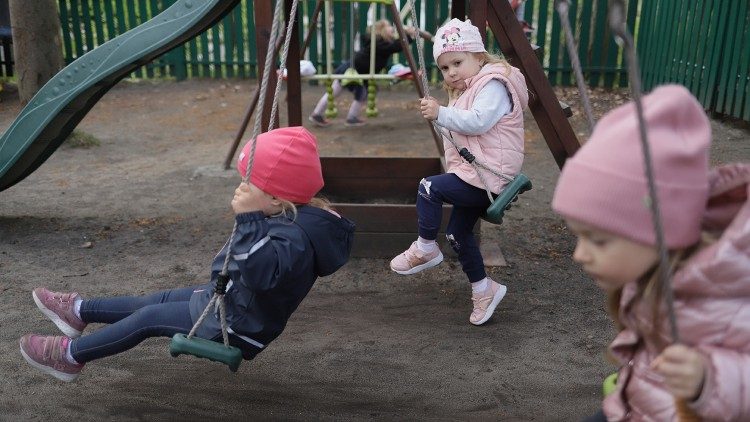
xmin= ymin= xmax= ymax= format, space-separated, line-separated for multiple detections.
xmin=736 ymin=10 xmax=750 ymax=120
xmin=69 ymin=0 xmax=84 ymax=58
xmin=685 ymin=2 xmax=705 ymax=87
xmin=718 ymin=1 xmax=745 ymax=115
xmin=700 ymin=0 xmax=731 ymax=108
xmin=58 ymin=1 xmax=74 ymax=64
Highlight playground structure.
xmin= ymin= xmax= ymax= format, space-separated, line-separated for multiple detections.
xmin=0 ymin=0 xmax=579 ymax=258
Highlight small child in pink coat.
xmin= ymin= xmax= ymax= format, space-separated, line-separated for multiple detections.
xmin=389 ymin=19 xmax=528 ymax=326
xmin=553 ymin=85 xmax=750 ymax=420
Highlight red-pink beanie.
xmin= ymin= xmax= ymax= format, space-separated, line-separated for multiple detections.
xmin=552 ymin=85 xmax=710 ymax=248
xmin=237 ymin=126 xmax=324 ymax=204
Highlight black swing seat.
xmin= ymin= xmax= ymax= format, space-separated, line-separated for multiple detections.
xmin=170 ymin=333 xmax=243 ymax=372
xmin=481 ymin=173 xmax=532 ymax=225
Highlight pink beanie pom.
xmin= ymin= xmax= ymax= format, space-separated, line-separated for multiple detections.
xmin=237 ymin=126 xmax=324 ymax=204
xmin=433 ymin=18 xmax=487 ymax=62
xmin=552 ymin=85 xmax=711 ymax=248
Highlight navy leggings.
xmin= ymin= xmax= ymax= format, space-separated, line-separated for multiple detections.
xmin=71 ymin=284 xmax=210 ymax=363
xmin=417 ymin=173 xmax=491 ymax=282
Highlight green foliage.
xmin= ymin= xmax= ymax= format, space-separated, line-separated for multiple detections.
xmin=64 ymin=129 xmax=100 ymax=149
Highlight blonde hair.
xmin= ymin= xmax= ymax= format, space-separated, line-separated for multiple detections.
xmin=441 ymin=52 xmax=512 ymax=100
xmin=272 ymin=196 xmax=334 ymax=221
xmin=370 ymin=19 xmax=395 ymax=42
xmin=606 ymin=234 xmax=715 ymax=347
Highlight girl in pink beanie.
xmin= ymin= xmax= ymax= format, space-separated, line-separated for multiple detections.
xmin=553 ymin=85 xmax=750 ymax=421
xmin=389 ymin=18 xmax=528 ymax=326
xmin=19 ymin=127 xmax=356 ymax=381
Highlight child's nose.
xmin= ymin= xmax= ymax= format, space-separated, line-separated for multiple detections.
xmin=572 ymin=242 xmax=589 ymax=264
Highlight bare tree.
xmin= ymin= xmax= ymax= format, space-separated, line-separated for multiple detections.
xmin=8 ymin=0 xmax=64 ymax=104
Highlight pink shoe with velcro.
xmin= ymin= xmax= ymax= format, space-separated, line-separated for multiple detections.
xmin=390 ymin=241 xmax=443 ymax=275
xmin=33 ymin=288 xmax=87 ymax=337
xmin=19 ymin=334 xmax=83 ymax=382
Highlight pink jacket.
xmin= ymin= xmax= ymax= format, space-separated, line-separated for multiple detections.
xmin=445 ymin=63 xmax=528 ymax=194
xmin=603 ymin=163 xmax=750 ymax=421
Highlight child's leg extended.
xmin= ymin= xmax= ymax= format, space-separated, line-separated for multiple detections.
xmin=80 ymin=285 xmax=204 ymax=324
xmin=71 ymin=300 xmax=194 ymax=363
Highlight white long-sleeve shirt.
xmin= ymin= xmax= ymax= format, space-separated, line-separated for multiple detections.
xmin=435 ymin=79 xmax=512 ymax=135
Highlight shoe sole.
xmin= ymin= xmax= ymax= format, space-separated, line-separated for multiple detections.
xmin=471 ymin=284 xmax=508 ymax=326
xmin=33 ymin=291 xmax=82 ymax=338
xmin=391 ymin=252 xmax=444 ymax=275
xmin=19 ymin=340 xmax=79 ymax=382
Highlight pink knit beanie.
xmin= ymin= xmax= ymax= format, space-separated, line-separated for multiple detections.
xmin=237 ymin=126 xmax=324 ymax=204
xmin=433 ymin=18 xmax=487 ymax=62
xmin=552 ymin=85 xmax=711 ymax=248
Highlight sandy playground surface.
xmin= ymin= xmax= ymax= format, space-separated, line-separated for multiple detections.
xmin=0 ymin=79 xmax=748 ymax=421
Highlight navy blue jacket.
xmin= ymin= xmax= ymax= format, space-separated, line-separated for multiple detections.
xmin=189 ymin=206 xmax=355 ymax=359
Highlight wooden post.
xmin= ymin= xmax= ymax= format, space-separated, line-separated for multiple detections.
xmin=285 ymin=0 xmax=301 ymax=126
xmin=452 ymin=0 xmax=466 ymax=19
xmin=486 ymin=0 xmax=579 ymax=167
xmin=468 ymin=0 xmax=487 ymax=43
xmin=253 ymin=1 xmax=279 ymax=131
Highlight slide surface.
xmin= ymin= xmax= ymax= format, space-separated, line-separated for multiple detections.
xmin=0 ymin=0 xmax=240 ymax=191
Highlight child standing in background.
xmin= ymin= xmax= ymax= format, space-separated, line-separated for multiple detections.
xmin=390 ymin=19 xmax=528 ymax=326
xmin=553 ymin=85 xmax=750 ymax=420
xmin=20 ymin=127 xmax=355 ymax=381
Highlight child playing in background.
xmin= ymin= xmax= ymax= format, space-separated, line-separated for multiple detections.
xmin=390 ymin=18 xmax=528 ymax=326
xmin=19 ymin=126 xmax=356 ymax=382
xmin=308 ymin=20 xmax=430 ymax=128
xmin=552 ymin=85 xmax=750 ymax=420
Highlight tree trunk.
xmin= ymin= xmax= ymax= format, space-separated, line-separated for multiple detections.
xmin=8 ymin=0 xmax=64 ymax=104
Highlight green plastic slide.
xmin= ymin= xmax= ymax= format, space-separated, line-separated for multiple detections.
xmin=0 ymin=0 xmax=240 ymax=191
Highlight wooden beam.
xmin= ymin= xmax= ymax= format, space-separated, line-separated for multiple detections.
xmin=253 ymin=1 xmax=279 ymax=131
xmin=285 ymin=0 xmax=301 ymax=126
xmin=486 ymin=0 xmax=579 ymax=168
xmin=452 ymin=0 xmax=466 ymax=19
xmin=468 ymin=0 xmax=488 ymax=43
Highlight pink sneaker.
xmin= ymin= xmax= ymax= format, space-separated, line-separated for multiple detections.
xmin=470 ymin=279 xmax=507 ymax=326
xmin=19 ymin=334 xmax=83 ymax=382
xmin=32 ymin=288 xmax=87 ymax=337
xmin=390 ymin=241 xmax=443 ymax=275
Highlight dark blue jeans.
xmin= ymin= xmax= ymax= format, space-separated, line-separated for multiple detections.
xmin=70 ymin=284 xmax=210 ymax=363
xmin=417 ymin=173 xmax=490 ymax=282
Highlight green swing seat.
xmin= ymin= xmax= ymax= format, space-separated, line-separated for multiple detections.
xmin=170 ymin=333 xmax=243 ymax=372
xmin=481 ymin=173 xmax=532 ymax=225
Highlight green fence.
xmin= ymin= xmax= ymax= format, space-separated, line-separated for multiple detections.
xmin=53 ymin=0 xmax=640 ymax=85
xmin=637 ymin=0 xmax=750 ymax=121
xmin=2 ymin=1 xmax=747 ymax=120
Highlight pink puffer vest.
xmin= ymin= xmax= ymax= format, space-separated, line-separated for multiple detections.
xmin=445 ymin=62 xmax=528 ymax=194
xmin=603 ymin=164 xmax=750 ymax=421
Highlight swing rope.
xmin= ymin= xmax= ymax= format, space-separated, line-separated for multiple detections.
xmin=555 ymin=0 xmax=595 ymax=132
xmin=406 ymin=0 xmax=520 ymax=206
xmin=187 ymin=0 xmax=299 ymax=346
xmin=609 ymin=2 xmax=699 ymax=420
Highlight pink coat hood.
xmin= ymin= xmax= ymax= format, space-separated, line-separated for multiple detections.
xmin=445 ymin=62 xmax=528 ymax=194
xmin=603 ymin=163 xmax=750 ymax=421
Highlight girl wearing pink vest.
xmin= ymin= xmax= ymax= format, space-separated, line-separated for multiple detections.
xmin=390 ymin=19 xmax=528 ymax=326
xmin=553 ymin=85 xmax=750 ymax=421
